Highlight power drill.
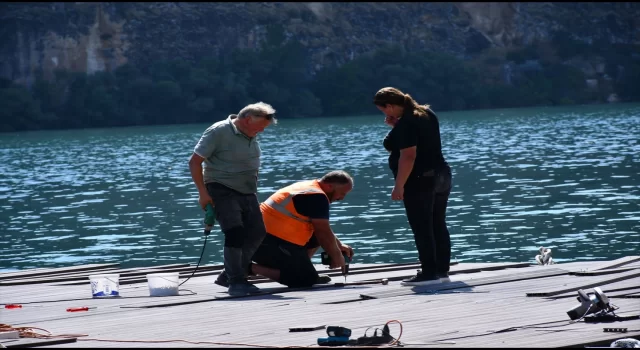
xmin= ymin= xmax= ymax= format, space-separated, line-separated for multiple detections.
xmin=203 ymin=203 xmax=215 ymax=236
xmin=321 ymin=251 xmax=351 ymax=283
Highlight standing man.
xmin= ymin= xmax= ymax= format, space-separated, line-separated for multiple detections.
xmin=189 ymin=102 xmax=276 ymax=296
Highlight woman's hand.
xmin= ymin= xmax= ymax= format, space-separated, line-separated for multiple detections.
xmin=384 ymin=115 xmax=398 ymax=127
xmin=391 ymin=185 xmax=404 ymax=200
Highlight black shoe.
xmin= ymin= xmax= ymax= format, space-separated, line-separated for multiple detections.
xmin=401 ymin=271 xmax=441 ymax=286
xmin=315 ymin=274 xmax=332 ymax=284
xmin=215 ymin=270 xmax=229 ymax=288
xmin=228 ymin=281 xmax=261 ymax=296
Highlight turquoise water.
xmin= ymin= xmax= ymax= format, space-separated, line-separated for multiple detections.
xmin=1 ymin=103 xmax=639 ymax=271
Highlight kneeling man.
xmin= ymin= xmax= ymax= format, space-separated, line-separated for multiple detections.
xmin=217 ymin=170 xmax=355 ymax=288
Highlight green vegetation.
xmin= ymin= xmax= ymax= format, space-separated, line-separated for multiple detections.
xmin=1 ymin=39 xmax=639 ymax=132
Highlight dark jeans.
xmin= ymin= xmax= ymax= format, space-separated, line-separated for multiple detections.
xmin=252 ymin=233 xmax=320 ymax=288
xmin=206 ymin=182 xmax=266 ymax=283
xmin=402 ymin=164 xmax=452 ymax=278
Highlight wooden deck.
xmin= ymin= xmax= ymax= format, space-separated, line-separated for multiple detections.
xmin=1 ymin=257 xmax=639 ymax=348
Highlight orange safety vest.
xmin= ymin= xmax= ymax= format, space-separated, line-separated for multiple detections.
xmin=260 ymin=179 xmax=328 ymax=246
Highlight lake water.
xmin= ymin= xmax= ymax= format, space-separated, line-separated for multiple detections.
xmin=1 ymin=103 xmax=639 ymax=271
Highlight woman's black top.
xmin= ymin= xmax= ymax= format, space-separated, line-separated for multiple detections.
xmin=383 ymin=107 xmax=447 ymax=180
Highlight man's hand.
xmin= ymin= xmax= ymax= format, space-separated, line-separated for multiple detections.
xmin=339 ymin=243 xmax=354 ymax=260
xmin=198 ymin=192 xmax=214 ymax=210
xmin=311 ymin=218 xmax=346 ymax=269
xmin=329 ymin=252 xmax=346 ymax=269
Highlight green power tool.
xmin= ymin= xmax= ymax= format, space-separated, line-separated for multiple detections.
xmin=203 ymin=203 xmax=215 ymax=236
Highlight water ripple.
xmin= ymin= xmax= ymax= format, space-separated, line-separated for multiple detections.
xmin=1 ymin=104 xmax=639 ymax=269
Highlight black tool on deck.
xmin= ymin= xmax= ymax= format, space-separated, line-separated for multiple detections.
xmin=356 ymin=324 xmax=394 ymax=346
xmin=289 ymin=325 xmax=326 ymax=332
xmin=321 ymin=251 xmax=351 ymax=283
xmin=567 ymin=287 xmax=615 ymax=320
xmin=327 ymin=326 xmax=352 ymax=337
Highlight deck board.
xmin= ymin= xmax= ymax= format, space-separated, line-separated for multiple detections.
xmin=526 ymin=269 xmax=640 ymax=297
xmin=590 ymin=256 xmax=640 ymax=271
xmin=2 ymin=258 xmax=639 ymax=348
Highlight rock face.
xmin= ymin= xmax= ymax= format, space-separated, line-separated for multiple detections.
xmin=1 ymin=2 xmax=639 ymax=86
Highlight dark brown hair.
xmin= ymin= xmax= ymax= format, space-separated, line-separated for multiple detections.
xmin=373 ymin=87 xmax=430 ymax=118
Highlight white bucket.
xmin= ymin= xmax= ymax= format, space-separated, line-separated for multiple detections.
xmin=146 ymin=272 xmax=180 ymax=297
xmin=88 ymin=274 xmax=120 ymax=298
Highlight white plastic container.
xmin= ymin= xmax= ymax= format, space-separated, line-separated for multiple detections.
xmin=88 ymin=274 xmax=121 ymax=298
xmin=146 ymin=272 xmax=180 ymax=297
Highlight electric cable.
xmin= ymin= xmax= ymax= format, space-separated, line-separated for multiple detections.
xmin=178 ymin=234 xmax=209 ymax=288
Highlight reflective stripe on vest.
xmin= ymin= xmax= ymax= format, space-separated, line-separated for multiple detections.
xmin=263 ymin=188 xmax=324 ymax=223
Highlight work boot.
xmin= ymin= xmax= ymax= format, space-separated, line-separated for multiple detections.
xmin=228 ymin=281 xmax=261 ymax=296
xmin=223 ymin=246 xmax=245 ymax=283
xmin=214 ymin=270 xmax=229 ymax=288
xmin=213 ymin=264 xmax=258 ymax=287
xmin=315 ymin=274 xmax=332 ymax=284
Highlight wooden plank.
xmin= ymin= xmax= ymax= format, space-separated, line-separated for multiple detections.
xmin=570 ymin=267 xmax=637 ymax=276
xmin=0 ymin=264 xmax=120 ymax=280
xmin=2 ymin=261 xmax=460 ymax=288
xmin=52 ymin=263 xmax=402 ymax=287
xmin=121 ymin=282 xmax=377 ymax=308
xmin=118 ymin=262 xmax=532 ymax=308
xmin=0 ymin=264 xmax=198 ymax=286
xmin=0 ymin=264 xmax=200 ymax=286
xmin=555 ymin=332 xmax=640 ymax=348
xmin=0 ymin=331 xmax=19 ymax=339
xmin=546 ymin=280 xmax=640 ymax=299
xmin=526 ymin=269 xmax=640 ymax=297
xmin=2 ymin=259 xmax=635 ymax=349
xmin=0 ymin=337 xmax=77 ymax=348
xmin=360 ymin=267 xmax=569 ymax=299
xmin=0 ymin=267 xmax=123 ymax=282
xmin=53 ymin=266 xmax=220 ymax=286
xmin=606 ymin=288 xmax=640 ymax=297
xmin=590 ymin=256 xmax=640 ymax=271
xmin=0 ymin=268 xmax=123 ymax=286
xmin=365 ymin=265 xmax=563 ymax=298
xmin=17 ymin=287 xmax=635 ymax=348
xmin=319 ymin=262 xmax=531 ymax=286
xmin=54 ymin=261 xmax=460 ymax=288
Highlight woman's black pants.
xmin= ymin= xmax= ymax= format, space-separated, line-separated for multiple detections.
xmin=402 ymin=165 xmax=452 ymax=278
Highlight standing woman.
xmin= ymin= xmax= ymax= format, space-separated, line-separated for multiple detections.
xmin=373 ymin=87 xmax=453 ymax=286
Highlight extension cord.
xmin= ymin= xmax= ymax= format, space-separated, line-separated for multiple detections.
xmin=356 ymin=325 xmax=394 ymax=346
xmin=356 ymin=334 xmax=393 ymax=346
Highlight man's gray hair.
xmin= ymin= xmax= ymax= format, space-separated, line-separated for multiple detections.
xmin=320 ymin=170 xmax=354 ymax=186
xmin=238 ymin=102 xmax=277 ymax=124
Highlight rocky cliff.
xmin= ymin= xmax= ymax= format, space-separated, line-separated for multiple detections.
xmin=1 ymin=2 xmax=639 ymax=86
